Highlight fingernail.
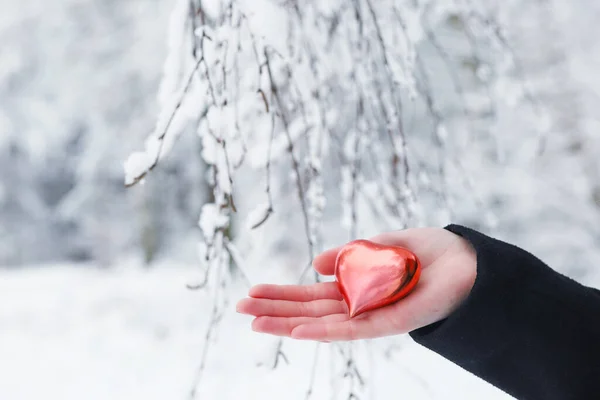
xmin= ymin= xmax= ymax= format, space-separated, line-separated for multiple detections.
xmin=235 ymin=302 xmax=244 ymax=313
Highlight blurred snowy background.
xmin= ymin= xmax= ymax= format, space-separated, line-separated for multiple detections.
xmin=1 ymin=0 xmax=599 ymax=399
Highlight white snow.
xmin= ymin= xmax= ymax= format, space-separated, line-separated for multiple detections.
xmin=199 ymin=203 xmax=229 ymax=242
xmin=123 ymin=150 xmax=153 ymax=186
xmin=0 ymin=263 xmax=515 ymax=400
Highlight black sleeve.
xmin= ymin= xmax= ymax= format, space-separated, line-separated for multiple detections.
xmin=409 ymin=224 xmax=600 ymax=400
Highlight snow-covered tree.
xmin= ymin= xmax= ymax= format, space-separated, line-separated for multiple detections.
xmin=124 ymin=0 xmax=563 ymax=397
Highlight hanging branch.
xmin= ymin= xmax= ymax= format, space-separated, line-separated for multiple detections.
xmin=271 ymin=338 xmax=289 ymax=369
xmin=189 ymin=248 xmax=227 ymax=399
xmin=250 ymin=113 xmax=276 ymax=230
xmin=263 ymin=47 xmax=316 ymax=270
xmin=365 ymin=0 xmax=411 ymax=194
xmin=413 ymin=54 xmax=452 ymax=215
xmin=223 ymin=237 xmax=252 ymax=286
xmin=304 ymin=343 xmax=321 ymax=399
xmin=332 ymin=342 xmax=364 ymax=399
xmin=419 ymin=6 xmax=469 ymax=117
xmin=125 ymin=28 xmax=216 ymax=188
xmin=125 ymin=55 xmax=204 ymax=188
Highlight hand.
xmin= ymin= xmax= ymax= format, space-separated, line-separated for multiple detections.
xmin=236 ymin=228 xmax=477 ymax=341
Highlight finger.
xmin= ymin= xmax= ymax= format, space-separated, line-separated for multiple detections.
xmin=236 ymin=297 xmax=346 ymax=317
xmin=252 ymin=314 xmax=348 ymax=336
xmin=290 ymin=319 xmax=373 ymax=341
xmin=312 ymin=247 xmax=341 ymax=276
xmin=248 ymin=282 xmax=342 ymax=302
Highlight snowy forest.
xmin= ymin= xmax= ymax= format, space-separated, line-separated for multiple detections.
xmin=2 ymin=0 xmax=600 ymax=399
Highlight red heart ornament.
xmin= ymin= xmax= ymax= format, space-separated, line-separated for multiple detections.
xmin=335 ymin=239 xmax=421 ymax=318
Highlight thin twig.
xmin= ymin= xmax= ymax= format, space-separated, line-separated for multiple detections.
xmin=305 ymin=342 xmax=321 ymax=400
xmin=250 ymin=113 xmax=276 ymax=230
xmin=365 ymin=0 xmax=410 ymax=193
xmin=189 ymin=247 xmax=225 ymax=399
xmin=125 ymin=55 xmax=204 ymax=188
xmin=271 ymin=338 xmax=289 ymax=369
xmin=263 ymin=47 xmax=315 ymax=271
xmin=223 ymin=237 xmax=252 ymax=287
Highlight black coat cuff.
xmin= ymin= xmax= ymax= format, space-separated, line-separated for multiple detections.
xmin=408 ymin=224 xmax=600 ymax=400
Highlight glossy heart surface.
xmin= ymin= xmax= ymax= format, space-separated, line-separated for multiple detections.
xmin=334 ymin=239 xmax=421 ymax=318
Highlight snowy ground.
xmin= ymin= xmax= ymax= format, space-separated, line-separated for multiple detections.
xmin=0 ymin=262 xmax=515 ymax=400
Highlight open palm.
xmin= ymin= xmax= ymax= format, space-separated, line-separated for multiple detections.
xmin=236 ymin=228 xmax=477 ymax=341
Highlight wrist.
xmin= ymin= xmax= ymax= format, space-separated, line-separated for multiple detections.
xmin=452 ymin=235 xmax=478 ymax=310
